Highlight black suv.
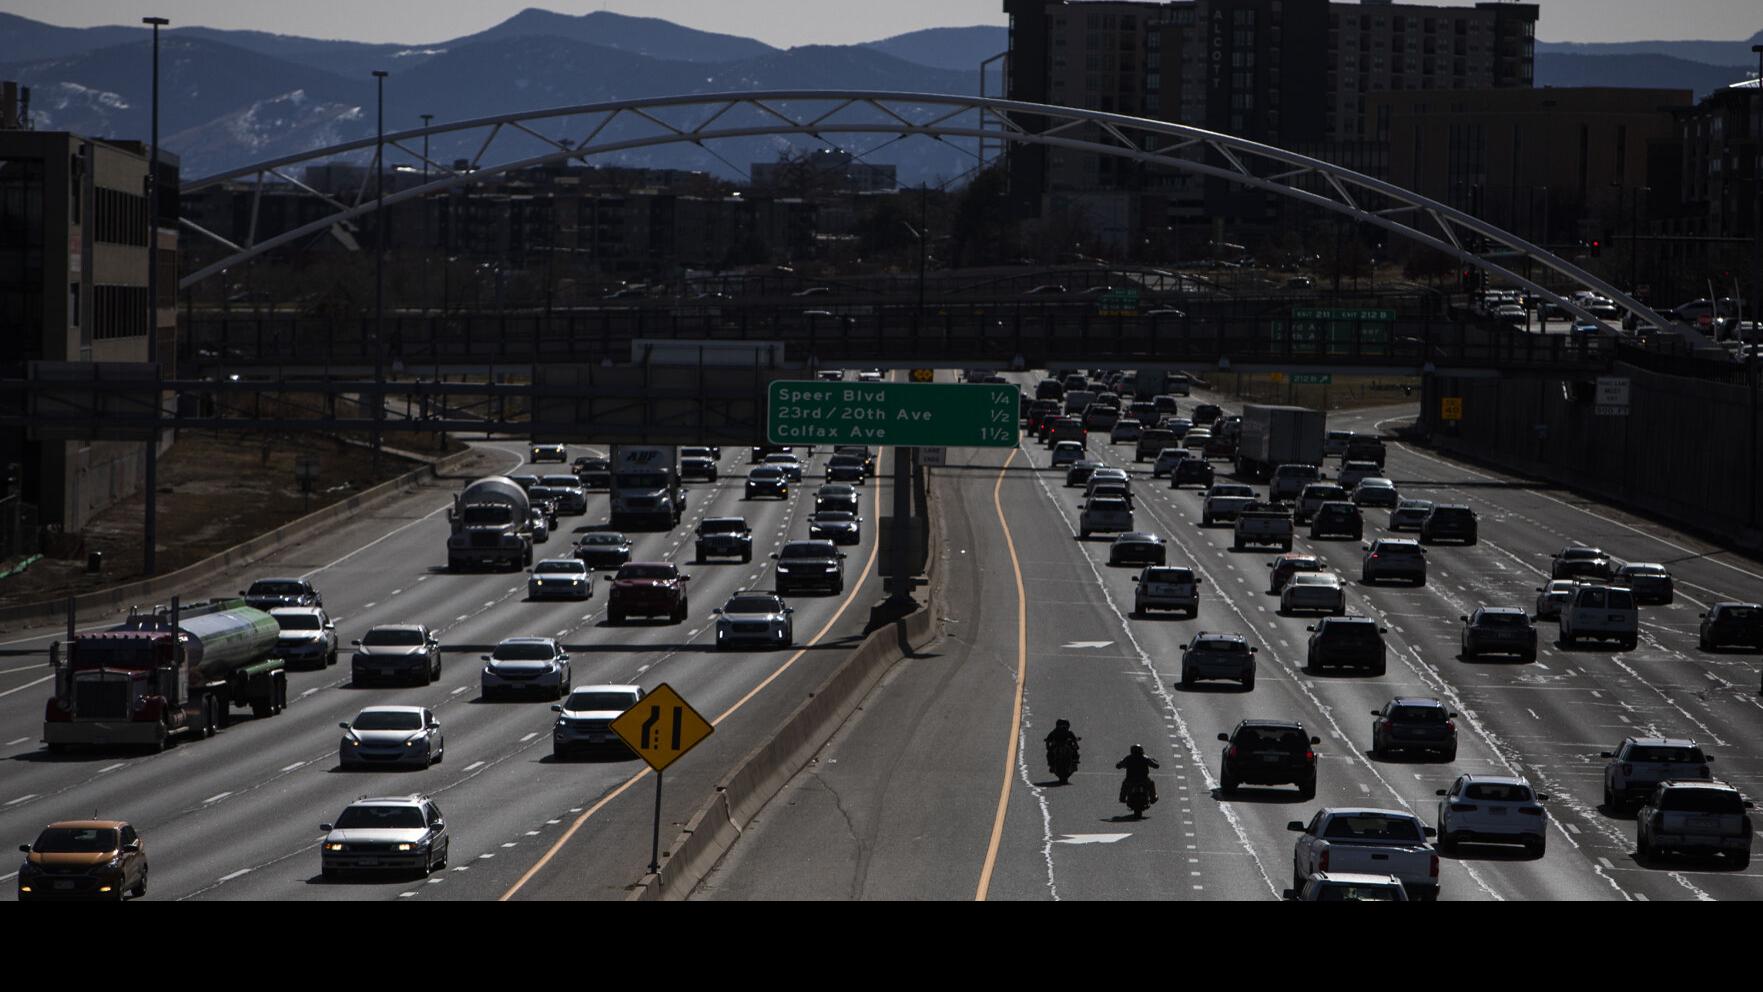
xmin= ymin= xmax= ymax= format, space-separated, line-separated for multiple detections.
xmin=772 ymin=541 xmax=847 ymax=595
xmin=1171 ymin=457 xmax=1215 ymax=489
xmin=1699 ymin=603 xmax=1763 ymax=652
xmin=242 ymin=577 xmax=322 ymax=610
xmin=1460 ymin=607 xmax=1537 ymax=661
xmin=694 ymin=517 xmax=753 ymax=563
xmin=1305 ymin=616 xmax=1388 ymax=674
xmin=1218 ymin=720 xmax=1321 ymax=798
xmin=1371 ymin=697 xmax=1457 ymax=761
xmin=1420 ymin=504 xmax=1478 ymax=545
xmin=1310 ymin=502 xmax=1363 ymax=540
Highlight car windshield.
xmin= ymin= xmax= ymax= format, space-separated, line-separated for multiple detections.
xmin=1376 ymin=544 xmax=1421 ymax=556
xmin=1325 ymin=621 xmax=1379 ymax=639
xmin=700 ymin=520 xmax=745 ymax=535
xmin=1562 ymin=548 xmax=1602 ymax=560
xmin=275 ymin=614 xmax=322 ymax=630
xmin=1361 ymin=479 xmax=1393 ymax=489
xmin=1628 ymin=746 xmax=1704 ymax=763
xmin=462 ymin=506 xmax=513 ymax=525
xmin=32 ymin=827 xmax=119 ymax=853
xmin=1144 ymin=569 xmax=1192 ymax=583
xmin=1659 ymin=790 xmax=1743 ymax=814
xmin=541 ymin=476 xmax=578 ymax=487
xmin=362 ymin=628 xmax=425 ymax=646
xmin=1089 ymin=499 xmax=1129 ymax=511
xmin=1197 ymin=640 xmax=1248 ymax=653
xmin=1721 ymin=606 xmax=1760 ymax=620
xmin=582 ymin=460 xmax=608 ymax=471
xmin=750 ymin=468 xmax=782 ymax=480
xmin=1622 ymin=565 xmax=1666 ymax=576
xmin=566 ymin=692 xmax=637 ymax=712
xmin=830 ymin=455 xmax=862 ymax=466
xmin=1291 ymin=574 xmax=1336 ymax=586
xmin=1478 ymin=613 xmax=1528 ymax=627
xmin=334 ymin=806 xmax=426 ymax=830
xmin=616 ymin=472 xmax=668 ymax=489
xmin=1390 ymin=705 xmax=1446 ymax=723
xmin=681 ymin=449 xmax=710 ymax=458
xmin=617 ymin=565 xmax=676 ymax=580
xmin=764 ymin=455 xmax=799 ymax=465
xmin=1464 ymin=783 xmax=1534 ymax=802
xmin=726 ymin=596 xmax=782 ymax=614
xmin=353 ymin=710 xmax=422 ymax=731
xmin=815 ymin=512 xmax=856 ymax=523
xmin=781 ymin=544 xmax=834 ymax=560
xmin=1238 ymin=727 xmax=1307 ymax=751
xmin=493 ymin=642 xmax=558 ymax=661
xmin=582 ymin=533 xmax=627 ymax=546
xmin=536 ymin=561 xmax=585 ymax=574
xmin=249 ymin=581 xmax=306 ymax=596
xmin=528 ymin=487 xmax=563 ymax=499
xmin=1305 ymin=486 xmax=1347 ymax=500
xmin=1322 ymin=814 xmax=1425 ymax=843
xmin=1399 ymin=501 xmax=1433 ymax=512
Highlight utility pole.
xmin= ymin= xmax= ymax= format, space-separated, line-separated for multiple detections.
xmin=372 ymin=70 xmax=388 ymax=472
xmin=142 ymin=15 xmax=168 ymax=577
xmin=421 ymin=112 xmax=432 ymax=312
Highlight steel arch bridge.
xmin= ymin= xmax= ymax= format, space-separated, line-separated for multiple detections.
xmin=178 ymin=90 xmax=1686 ymax=336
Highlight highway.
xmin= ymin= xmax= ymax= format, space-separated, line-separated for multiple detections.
xmin=1 ymin=435 xmax=894 ymax=901
xmin=699 ymin=374 xmax=1763 ymax=901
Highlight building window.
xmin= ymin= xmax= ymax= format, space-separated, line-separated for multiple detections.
xmin=93 ymin=284 xmax=149 ymax=339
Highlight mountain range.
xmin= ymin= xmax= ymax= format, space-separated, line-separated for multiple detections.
xmin=2 ymin=11 xmax=1759 ymax=182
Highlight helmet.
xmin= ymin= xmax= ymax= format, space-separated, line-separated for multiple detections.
xmin=1055 ymin=719 xmax=1070 ymax=729
xmin=1130 ymin=744 xmax=1145 ymax=757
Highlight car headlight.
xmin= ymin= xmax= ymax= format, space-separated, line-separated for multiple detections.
xmin=325 ymin=843 xmax=345 ymax=851
xmin=349 ymin=740 xmax=360 ymax=747
xmin=396 ymin=843 xmax=415 ymax=852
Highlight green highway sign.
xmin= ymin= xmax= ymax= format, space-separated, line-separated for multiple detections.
xmin=767 ymin=380 xmax=1019 ymax=447
xmin=1290 ymin=373 xmax=1333 ymax=385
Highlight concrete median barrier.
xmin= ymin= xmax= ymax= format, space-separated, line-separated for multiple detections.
xmin=630 ymin=477 xmax=944 ymax=901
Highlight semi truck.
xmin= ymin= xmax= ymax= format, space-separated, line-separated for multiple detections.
xmin=610 ymin=445 xmax=684 ymax=530
xmin=43 ymin=598 xmax=286 ymax=752
xmin=447 ymin=476 xmax=533 ymax=571
xmin=1235 ymin=403 xmax=1326 ymax=481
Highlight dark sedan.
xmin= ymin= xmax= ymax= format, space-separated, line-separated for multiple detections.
xmin=574 ymin=532 xmax=633 ymax=571
xmin=1108 ymin=532 xmax=1167 ymax=567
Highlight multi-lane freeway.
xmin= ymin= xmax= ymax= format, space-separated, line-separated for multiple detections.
xmin=699 ymin=374 xmax=1763 ymax=901
xmin=8 ymin=369 xmax=1763 ymax=901
xmin=1 ymin=435 xmax=895 ymax=901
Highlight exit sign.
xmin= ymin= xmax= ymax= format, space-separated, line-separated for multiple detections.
xmin=767 ymin=381 xmax=1019 ymax=447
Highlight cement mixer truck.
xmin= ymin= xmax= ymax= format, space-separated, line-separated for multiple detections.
xmin=447 ymin=476 xmax=534 ymax=571
xmin=43 ymin=597 xmax=287 ymax=752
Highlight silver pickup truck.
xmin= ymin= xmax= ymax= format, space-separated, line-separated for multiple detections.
xmin=1290 ymin=808 xmax=1440 ymax=901
xmin=1233 ymin=508 xmax=1294 ymax=552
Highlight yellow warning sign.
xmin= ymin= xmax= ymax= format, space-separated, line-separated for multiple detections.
xmin=1441 ymin=397 xmax=1463 ymax=421
xmin=610 ymin=683 xmax=713 ymax=773
xmin=1268 ymin=372 xmax=1287 ymax=384
xmin=911 ymin=368 xmax=935 ymax=383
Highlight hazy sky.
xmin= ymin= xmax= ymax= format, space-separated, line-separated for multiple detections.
xmin=4 ymin=0 xmax=1759 ymax=47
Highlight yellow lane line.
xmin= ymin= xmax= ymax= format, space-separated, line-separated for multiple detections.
xmin=974 ymin=447 xmax=1024 ymax=901
xmin=500 ymin=448 xmax=890 ymax=901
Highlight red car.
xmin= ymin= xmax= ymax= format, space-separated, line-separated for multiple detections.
xmin=605 ymin=562 xmax=691 ymax=624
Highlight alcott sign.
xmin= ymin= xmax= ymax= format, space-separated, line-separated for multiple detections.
xmin=766 ymin=381 xmax=1019 ymax=447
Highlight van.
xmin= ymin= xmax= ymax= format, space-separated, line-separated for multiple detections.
xmin=1559 ymin=584 xmax=1638 ymax=650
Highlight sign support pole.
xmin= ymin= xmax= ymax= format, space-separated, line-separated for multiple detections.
xmin=647 ymin=770 xmax=663 ymax=876
xmin=889 ymin=446 xmax=915 ymax=607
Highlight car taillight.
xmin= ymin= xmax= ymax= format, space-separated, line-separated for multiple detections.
xmin=1380 ymin=720 xmax=1392 ymax=731
xmin=1226 ymin=746 xmax=1238 ymax=759
xmin=1318 ymin=850 xmax=1330 ymax=872
xmin=1304 ymin=750 xmax=1315 ymax=763
xmin=1369 ymin=553 xmax=1380 ymax=559
xmin=1445 ymin=720 xmax=1456 ymax=732
xmin=1429 ymin=855 xmax=1440 ymax=877
xmin=1450 ymin=803 xmax=1477 ymax=813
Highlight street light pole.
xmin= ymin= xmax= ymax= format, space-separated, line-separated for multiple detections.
xmin=372 ymin=70 xmax=388 ymax=472
xmin=142 ymin=15 xmax=168 ymax=577
xmin=421 ymin=112 xmax=432 ymax=312
xmin=1749 ymin=46 xmax=1762 ymax=529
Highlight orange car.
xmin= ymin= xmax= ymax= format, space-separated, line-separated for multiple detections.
xmin=17 ymin=820 xmax=148 ymax=901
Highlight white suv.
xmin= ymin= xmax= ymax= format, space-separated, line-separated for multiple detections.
xmin=552 ymin=684 xmax=643 ymax=759
xmin=1435 ymin=775 xmax=1548 ymax=857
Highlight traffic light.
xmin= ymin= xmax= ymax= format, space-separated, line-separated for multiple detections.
xmin=1590 ymin=239 xmax=1601 ymax=257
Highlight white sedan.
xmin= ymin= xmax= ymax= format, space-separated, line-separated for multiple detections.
xmin=1280 ymin=572 xmax=1346 ymax=616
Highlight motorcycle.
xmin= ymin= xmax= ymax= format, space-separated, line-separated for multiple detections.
xmin=1122 ymin=779 xmax=1153 ymax=819
xmin=1047 ymin=739 xmax=1080 ymax=784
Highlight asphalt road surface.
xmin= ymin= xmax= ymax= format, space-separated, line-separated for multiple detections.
xmin=1 ymin=434 xmax=893 ymax=901
xmin=700 ymin=375 xmax=1763 ymax=901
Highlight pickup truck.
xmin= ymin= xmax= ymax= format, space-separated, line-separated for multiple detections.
xmin=1289 ymin=808 xmax=1440 ymax=901
xmin=1233 ymin=508 xmax=1294 ymax=552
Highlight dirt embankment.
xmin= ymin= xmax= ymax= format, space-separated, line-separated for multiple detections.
xmin=0 ymin=430 xmax=459 ymax=607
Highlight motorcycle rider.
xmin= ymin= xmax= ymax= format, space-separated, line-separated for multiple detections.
xmin=1116 ymin=744 xmax=1160 ymax=805
xmin=1044 ymin=719 xmax=1080 ymax=759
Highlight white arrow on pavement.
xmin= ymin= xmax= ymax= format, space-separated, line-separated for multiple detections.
xmin=1052 ymin=833 xmax=1133 ymax=845
xmin=1061 ymin=641 xmax=1115 ymax=650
